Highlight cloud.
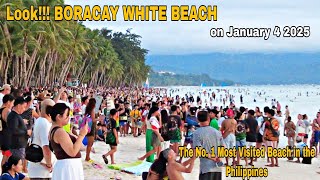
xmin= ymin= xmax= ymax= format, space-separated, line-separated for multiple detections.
xmin=64 ymin=0 xmax=320 ymax=55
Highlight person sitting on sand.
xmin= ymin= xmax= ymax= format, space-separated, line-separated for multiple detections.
xmin=1 ymin=155 xmax=30 ymax=180
xmin=166 ymin=148 xmax=195 ymax=180
xmin=294 ymin=136 xmax=307 ymax=163
xmin=144 ymin=149 xmax=168 ymax=180
xmin=143 ymin=148 xmax=195 ymax=180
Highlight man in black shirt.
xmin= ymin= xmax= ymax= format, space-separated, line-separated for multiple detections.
xmin=7 ymin=96 xmax=30 ymax=172
xmin=244 ymin=109 xmax=258 ymax=166
xmin=168 ymin=105 xmax=182 ymax=154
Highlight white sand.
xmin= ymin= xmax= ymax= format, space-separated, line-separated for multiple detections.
xmin=83 ymin=135 xmax=320 ymax=180
xmin=1 ymin=85 xmax=320 ymax=179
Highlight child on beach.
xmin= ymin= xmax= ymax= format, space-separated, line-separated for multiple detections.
xmin=102 ymin=109 xmax=119 ymax=164
xmin=1 ymin=155 xmax=30 ymax=180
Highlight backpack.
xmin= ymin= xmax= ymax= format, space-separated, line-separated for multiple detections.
xmin=270 ymin=118 xmax=280 ymax=137
xmin=160 ymin=120 xmax=170 ymax=141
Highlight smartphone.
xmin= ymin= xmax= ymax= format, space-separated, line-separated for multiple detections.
xmin=33 ymin=100 xmax=38 ymax=104
xmin=217 ymin=161 xmax=224 ymax=167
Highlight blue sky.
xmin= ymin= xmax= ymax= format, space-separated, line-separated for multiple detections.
xmin=64 ymin=0 xmax=320 ymax=55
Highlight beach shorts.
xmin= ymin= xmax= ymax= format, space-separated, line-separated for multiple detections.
xmin=131 ymin=120 xmax=137 ymax=128
xmin=246 ymin=142 xmax=256 ymax=147
xmin=169 ymin=129 xmax=181 ymax=143
xmin=314 ymin=131 xmax=320 ymax=143
xmin=136 ymin=121 xmax=143 ymax=128
xmin=224 ymin=134 xmax=236 ymax=149
xmin=152 ymin=132 xmax=161 ymax=147
xmin=266 ymin=141 xmax=278 ymax=148
xmin=10 ymin=148 xmax=26 ymax=159
xmin=184 ymin=137 xmax=193 ymax=145
xmin=236 ymin=139 xmax=246 ymax=150
xmin=120 ymin=120 xmax=127 ymax=127
xmin=257 ymin=133 xmax=263 ymax=143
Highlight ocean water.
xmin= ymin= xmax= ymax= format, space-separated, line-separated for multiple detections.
xmin=162 ymin=85 xmax=320 ymax=148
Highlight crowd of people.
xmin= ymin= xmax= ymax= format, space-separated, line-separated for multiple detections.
xmin=0 ymin=84 xmax=319 ymax=180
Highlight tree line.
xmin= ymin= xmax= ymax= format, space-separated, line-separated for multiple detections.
xmin=0 ymin=0 xmax=150 ymax=88
xmin=149 ymin=71 xmax=235 ymax=86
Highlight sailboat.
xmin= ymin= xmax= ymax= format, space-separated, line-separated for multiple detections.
xmin=144 ymin=77 xmax=150 ymax=89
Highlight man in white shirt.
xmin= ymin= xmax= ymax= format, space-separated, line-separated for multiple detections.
xmin=0 ymin=84 xmax=11 ymax=107
xmin=81 ymin=96 xmax=89 ymax=115
xmin=28 ymin=99 xmax=56 ymax=180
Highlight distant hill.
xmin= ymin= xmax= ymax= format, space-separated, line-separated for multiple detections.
xmin=146 ymin=53 xmax=320 ymax=85
xmin=149 ymin=71 xmax=234 ymax=86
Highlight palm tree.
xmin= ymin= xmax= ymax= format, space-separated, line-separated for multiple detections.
xmin=0 ymin=0 xmax=150 ymax=87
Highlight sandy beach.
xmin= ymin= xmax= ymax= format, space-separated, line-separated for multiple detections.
xmin=1 ymin=85 xmax=320 ymax=179
xmin=82 ymin=134 xmax=319 ymax=180
xmin=83 ymin=85 xmax=320 ymax=179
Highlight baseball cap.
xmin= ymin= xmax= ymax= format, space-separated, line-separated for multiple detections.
xmin=226 ymin=109 xmax=234 ymax=118
xmin=0 ymin=84 xmax=11 ymax=91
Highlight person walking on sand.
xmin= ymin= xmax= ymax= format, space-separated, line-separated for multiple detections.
xmin=102 ymin=109 xmax=119 ymax=164
xmin=168 ymin=105 xmax=182 ymax=154
xmin=84 ymin=98 xmax=98 ymax=162
xmin=139 ymin=107 xmax=164 ymax=161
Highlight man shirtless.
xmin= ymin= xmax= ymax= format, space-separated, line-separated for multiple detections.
xmin=221 ymin=108 xmax=237 ymax=166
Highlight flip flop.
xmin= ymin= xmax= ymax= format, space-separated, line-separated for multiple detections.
xmin=265 ymin=164 xmax=275 ymax=167
xmin=92 ymin=163 xmax=103 ymax=169
xmin=87 ymin=159 xmax=94 ymax=163
xmin=102 ymin=155 xmax=109 ymax=164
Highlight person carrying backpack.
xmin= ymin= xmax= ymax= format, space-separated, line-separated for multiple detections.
xmin=168 ymin=105 xmax=182 ymax=154
xmin=263 ymin=109 xmax=280 ymax=167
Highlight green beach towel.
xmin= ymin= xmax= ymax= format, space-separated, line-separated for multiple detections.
xmin=122 ymin=161 xmax=152 ymax=175
xmin=108 ymin=160 xmax=143 ymax=170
